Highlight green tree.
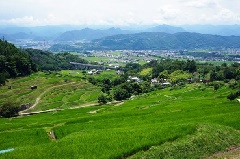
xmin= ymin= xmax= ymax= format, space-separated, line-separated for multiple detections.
xmin=0 ymin=73 xmax=7 ymax=85
xmin=98 ymin=94 xmax=108 ymax=104
xmin=158 ymin=70 xmax=169 ymax=79
xmin=169 ymin=70 xmax=191 ymax=84
xmin=0 ymin=102 xmax=20 ymax=118
xmin=113 ymin=88 xmax=131 ymax=101
xmin=152 ymin=64 xmax=164 ymax=78
xmin=184 ymin=60 xmax=197 ymax=73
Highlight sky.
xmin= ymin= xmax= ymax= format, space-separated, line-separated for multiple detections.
xmin=0 ymin=0 xmax=240 ymax=26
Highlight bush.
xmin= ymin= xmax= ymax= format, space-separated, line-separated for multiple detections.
xmin=98 ymin=94 xmax=108 ymax=104
xmin=227 ymin=90 xmax=240 ymax=101
xmin=113 ymin=88 xmax=131 ymax=101
xmin=98 ymin=94 xmax=112 ymax=104
xmin=209 ymin=81 xmax=224 ymax=91
xmin=0 ymin=102 xmax=20 ymax=118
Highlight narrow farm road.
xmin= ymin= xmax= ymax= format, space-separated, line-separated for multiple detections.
xmin=19 ymin=86 xmax=125 ymax=116
xmin=19 ymin=82 xmax=76 ymax=115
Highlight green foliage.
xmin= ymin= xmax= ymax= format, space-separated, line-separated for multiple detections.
xmin=124 ymin=63 xmax=141 ymax=74
xmin=98 ymin=94 xmax=108 ymax=104
xmin=158 ymin=70 xmax=169 ymax=79
xmin=1 ymin=83 xmax=240 ymax=158
xmin=0 ymin=72 xmax=101 ymax=112
xmin=207 ymin=81 xmax=224 ymax=91
xmin=139 ymin=68 xmax=152 ymax=76
xmin=130 ymin=124 xmax=240 ymax=159
xmin=150 ymin=59 xmax=195 ymax=79
xmin=88 ymin=77 xmax=100 ymax=85
xmin=184 ymin=60 xmax=197 ymax=73
xmin=114 ymin=87 xmax=131 ymax=101
xmin=228 ymin=79 xmax=239 ymax=89
xmin=0 ymin=73 xmax=7 ymax=85
xmin=227 ymin=90 xmax=240 ymax=100
xmin=0 ymin=40 xmax=37 ymax=84
xmin=98 ymin=94 xmax=112 ymax=104
xmin=0 ymin=101 xmax=20 ymax=118
xmin=91 ymin=32 xmax=240 ymax=50
xmin=25 ymin=49 xmax=88 ymax=71
xmin=113 ymin=76 xmax=126 ymax=86
xmin=168 ymin=70 xmax=191 ymax=84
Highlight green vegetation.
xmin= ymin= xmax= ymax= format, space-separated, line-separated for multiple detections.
xmin=130 ymin=124 xmax=240 ymax=159
xmin=90 ymin=32 xmax=240 ymax=50
xmin=0 ymin=40 xmax=37 ymax=85
xmin=25 ymin=49 xmax=88 ymax=71
xmin=0 ymin=101 xmax=20 ymax=118
xmin=0 ymin=83 xmax=240 ymax=158
xmin=139 ymin=68 xmax=152 ymax=76
xmin=1 ymin=41 xmax=240 ymax=158
xmin=0 ymin=71 xmax=101 ymax=112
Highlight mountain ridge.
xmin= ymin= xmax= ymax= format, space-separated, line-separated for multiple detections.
xmin=2 ymin=24 xmax=240 ymax=42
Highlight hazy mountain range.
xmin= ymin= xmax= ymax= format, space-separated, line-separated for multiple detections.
xmin=49 ymin=31 xmax=240 ymax=51
xmin=90 ymin=32 xmax=240 ymax=50
xmin=1 ymin=24 xmax=240 ymax=42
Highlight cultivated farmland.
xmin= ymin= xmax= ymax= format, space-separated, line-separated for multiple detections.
xmin=1 ymin=74 xmax=240 ymax=158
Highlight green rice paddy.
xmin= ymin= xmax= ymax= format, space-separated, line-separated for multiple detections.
xmin=0 ymin=73 xmax=240 ymax=158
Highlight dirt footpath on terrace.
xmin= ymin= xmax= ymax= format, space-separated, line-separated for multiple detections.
xmin=207 ymin=146 xmax=240 ymax=159
xmin=19 ymin=82 xmax=76 ymax=115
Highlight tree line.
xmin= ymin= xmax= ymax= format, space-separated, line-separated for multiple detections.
xmin=91 ymin=59 xmax=240 ymax=104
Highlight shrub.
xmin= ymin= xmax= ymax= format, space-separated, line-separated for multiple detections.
xmin=113 ymin=88 xmax=131 ymax=101
xmin=98 ymin=94 xmax=108 ymax=104
xmin=227 ymin=90 xmax=240 ymax=101
xmin=0 ymin=101 xmax=20 ymax=118
xmin=98 ymin=94 xmax=112 ymax=104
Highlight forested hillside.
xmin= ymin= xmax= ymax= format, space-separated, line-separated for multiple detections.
xmin=0 ymin=40 xmax=37 ymax=85
xmin=91 ymin=32 xmax=240 ymax=50
xmin=25 ymin=49 xmax=88 ymax=71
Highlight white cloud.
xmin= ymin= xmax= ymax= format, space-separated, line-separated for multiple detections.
xmin=0 ymin=0 xmax=240 ymax=26
xmin=184 ymin=0 xmax=216 ymax=8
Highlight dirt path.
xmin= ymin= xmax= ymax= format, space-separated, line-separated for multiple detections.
xmin=19 ymin=96 xmax=125 ymax=116
xmin=207 ymin=146 xmax=240 ymax=159
xmin=19 ymin=82 xmax=76 ymax=115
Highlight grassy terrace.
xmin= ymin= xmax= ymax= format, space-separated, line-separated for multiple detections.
xmin=0 ymin=71 xmax=101 ymax=111
xmin=1 ymin=76 xmax=240 ymax=158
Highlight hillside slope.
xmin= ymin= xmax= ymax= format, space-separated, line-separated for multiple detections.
xmin=91 ymin=32 xmax=240 ymax=50
xmin=0 ymin=40 xmax=37 ymax=84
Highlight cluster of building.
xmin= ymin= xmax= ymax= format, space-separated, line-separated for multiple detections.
xmin=81 ymin=49 xmax=240 ymax=66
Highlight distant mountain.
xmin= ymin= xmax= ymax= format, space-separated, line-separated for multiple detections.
xmin=90 ymin=32 xmax=240 ymax=50
xmin=55 ymin=27 xmax=131 ymax=41
xmin=0 ymin=32 xmax=37 ymax=41
xmin=0 ymin=26 xmax=32 ymax=35
xmin=0 ymin=25 xmax=85 ymax=41
xmin=2 ymin=25 xmax=240 ymax=43
xmin=182 ymin=25 xmax=240 ymax=36
xmin=146 ymin=25 xmax=186 ymax=34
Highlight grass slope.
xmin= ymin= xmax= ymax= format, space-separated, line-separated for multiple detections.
xmin=0 ymin=81 xmax=240 ymax=158
xmin=0 ymin=71 xmax=101 ymax=111
xmin=129 ymin=124 xmax=240 ymax=159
